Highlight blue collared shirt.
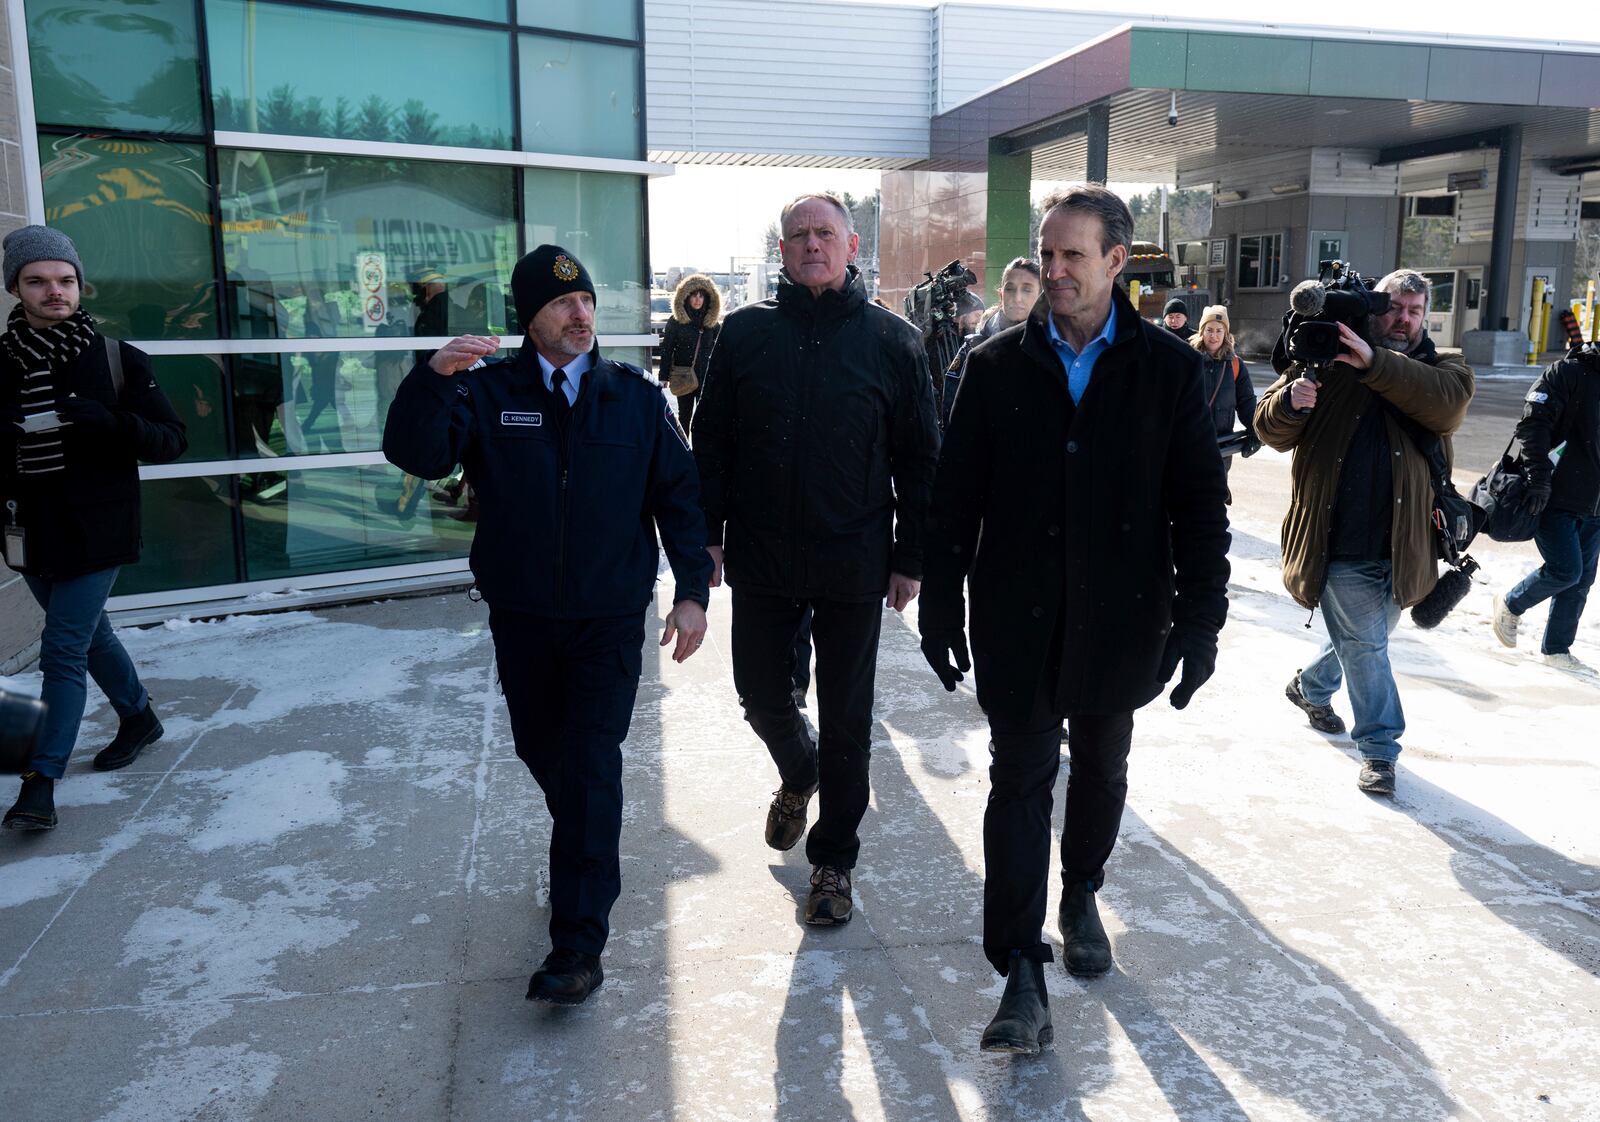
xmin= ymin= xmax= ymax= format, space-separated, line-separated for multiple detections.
xmin=1045 ymin=302 xmax=1117 ymax=405
xmin=535 ymin=349 xmax=594 ymax=405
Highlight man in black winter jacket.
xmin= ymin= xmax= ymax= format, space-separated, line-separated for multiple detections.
xmin=920 ymin=185 xmax=1230 ymax=1054
xmin=1 ymin=226 xmax=187 ymax=831
xmin=1493 ymin=342 xmax=1600 ymax=673
xmin=384 ymin=245 xmax=712 ymax=1006
xmin=693 ymin=193 xmax=940 ymax=927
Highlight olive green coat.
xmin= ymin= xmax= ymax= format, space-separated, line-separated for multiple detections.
xmin=1254 ymin=345 xmax=1474 ymax=610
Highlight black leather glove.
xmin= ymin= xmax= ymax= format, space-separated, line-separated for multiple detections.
xmin=1240 ymin=433 xmax=1262 ymax=458
xmin=1524 ymin=482 xmax=1550 ymax=517
xmin=57 ymin=396 xmax=118 ymax=433
xmin=1157 ymin=624 xmax=1217 ymax=710
xmin=920 ymin=628 xmax=971 ymax=692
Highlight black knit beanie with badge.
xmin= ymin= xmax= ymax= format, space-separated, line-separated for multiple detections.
xmin=512 ymin=245 xmax=596 ymax=331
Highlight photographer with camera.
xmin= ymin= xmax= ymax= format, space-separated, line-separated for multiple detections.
xmin=1 ymin=226 xmax=187 ymax=831
xmin=694 ymin=192 xmax=939 ymax=928
xmin=1491 ymin=342 xmax=1600 ymax=675
xmin=1255 ymin=268 xmax=1474 ymax=797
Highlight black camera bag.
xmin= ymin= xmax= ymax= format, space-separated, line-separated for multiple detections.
xmin=1468 ymin=436 xmax=1540 ymax=543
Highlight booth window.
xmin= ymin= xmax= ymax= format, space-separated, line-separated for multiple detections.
xmin=1237 ymin=232 xmax=1285 ymax=291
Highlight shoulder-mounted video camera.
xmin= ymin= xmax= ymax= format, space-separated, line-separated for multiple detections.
xmin=1271 ymin=260 xmax=1390 ymax=376
xmin=904 ymin=260 xmax=978 ymax=338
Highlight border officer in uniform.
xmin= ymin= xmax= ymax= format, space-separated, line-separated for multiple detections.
xmin=384 ymin=245 xmax=712 ymax=1006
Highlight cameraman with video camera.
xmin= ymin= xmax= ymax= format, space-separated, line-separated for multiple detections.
xmin=1255 ymin=269 xmax=1474 ymax=797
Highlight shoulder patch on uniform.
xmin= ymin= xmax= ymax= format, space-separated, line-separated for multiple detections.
xmin=1526 ymin=390 xmax=1549 ymax=403
xmin=619 ymin=361 xmax=652 ymax=382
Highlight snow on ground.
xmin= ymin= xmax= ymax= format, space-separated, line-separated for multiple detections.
xmin=0 ymin=456 xmax=1595 ymax=1120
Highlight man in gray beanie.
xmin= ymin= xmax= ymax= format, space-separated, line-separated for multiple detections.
xmin=1 ymin=225 xmax=187 ymax=831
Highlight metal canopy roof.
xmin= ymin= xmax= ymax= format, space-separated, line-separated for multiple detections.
xmin=1022 ymin=89 xmax=1600 ymax=183
xmin=933 ymin=24 xmax=1600 ymax=183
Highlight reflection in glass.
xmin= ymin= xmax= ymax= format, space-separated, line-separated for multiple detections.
xmin=349 ymin=0 xmax=505 ymax=19
xmin=524 ymin=169 xmax=647 ymax=333
xmin=27 ymin=0 xmax=205 ymax=133
xmin=230 ymin=348 xmax=421 ymax=460
xmin=241 ymin=464 xmax=475 ymax=582
xmin=150 ymin=354 xmax=229 ymax=463
xmin=519 ymin=0 xmax=640 ymax=40
xmin=40 ymin=136 xmax=217 ymax=340
xmin=116 ymin=477 xmax=239 ymax=596
xmin=519 ymin=36 xmax=640 ymax=160
xmin=220 ymin=150 xmax=517 ymax=341
xmin=207 ymin=0 xmax=513 ymax=149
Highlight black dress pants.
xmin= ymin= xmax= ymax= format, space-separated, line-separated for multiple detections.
xmin=489 ymin=607 xmax=646 ymax=959
xmin=982 ymin=649 xmax=1134 ymax=974
xmin=731 ymin=590 xmax=882 ymax=869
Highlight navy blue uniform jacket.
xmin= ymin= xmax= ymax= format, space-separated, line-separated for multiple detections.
xmin=382 ymin=345 xmax=712 ymax=618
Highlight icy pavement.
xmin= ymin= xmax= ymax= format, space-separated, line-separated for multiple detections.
xmin=1 ymin=450 xmax=1596 ymax=1122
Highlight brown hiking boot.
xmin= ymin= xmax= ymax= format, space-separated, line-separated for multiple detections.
xmin=764 ymin=782 xmax=817 ymax=851
xmin=804 ymin=864 xmax=853 ymax=925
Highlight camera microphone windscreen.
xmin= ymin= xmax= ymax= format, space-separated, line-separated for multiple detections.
xmin=1290 ymin=280 xmax=1326 ymax=317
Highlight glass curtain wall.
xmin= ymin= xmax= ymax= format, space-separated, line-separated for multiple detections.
xmin=23 ymin=0 xmax=651 ymax=599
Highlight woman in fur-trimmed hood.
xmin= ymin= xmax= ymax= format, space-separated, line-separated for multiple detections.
xmin=657 ymin=273 xmax=722 ymax=434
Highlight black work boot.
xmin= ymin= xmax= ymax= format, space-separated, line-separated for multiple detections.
xmin=526 ymin=948 xmax=603 ymax=1006
xmin=804 ymin=864 xmax=853 ymax=925
xmin=1357 ymin=759 xmax=1396 ymax=797
xmin=1285 ymin=672 xmax=1346 ymax=734
xmin=3 ymin=772 xmax=57 ymax=831
xmin=1058 ymin=880 xmax=1113 ymax=977
xmin=764 ymin=781 xmax=817 ymax=851
xmin=93 ymin=701 xmax=164 ymax=771
xmin=980 ymin=952 xmax=1053 ymax=1054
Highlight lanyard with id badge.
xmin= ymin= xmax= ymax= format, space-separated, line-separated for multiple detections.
xmin=3 ymin=500 xmax=24 ymax=569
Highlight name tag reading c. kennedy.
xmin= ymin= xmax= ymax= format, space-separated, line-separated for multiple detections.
xmin=501 ymin=411 xmax=542 ymax=427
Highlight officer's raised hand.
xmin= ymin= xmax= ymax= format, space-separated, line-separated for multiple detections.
xmin=661 ymin=599 xmax=709 ymax=663
xmin=429 ymin=334 xmax=500 ymax=376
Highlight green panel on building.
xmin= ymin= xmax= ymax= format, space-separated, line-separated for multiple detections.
xmin=1185 ymin=33 xmax=1312 ymax=95
xmin=1128 ymin=29 xmax=1188 ymax=90
xmin=1309 ymin=41 xmax=1429 ymax=101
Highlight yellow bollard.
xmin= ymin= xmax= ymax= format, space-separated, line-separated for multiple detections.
xmin=1540 ymin=298 xmax=1553 ymax=355
xmin=1528 ymin=277 xmax=1546 ymax=363
xmin=1587 ymin=280 xmax=1597 ymax=342
xmin=1129 ymin=280 xmax=1143 ymax=315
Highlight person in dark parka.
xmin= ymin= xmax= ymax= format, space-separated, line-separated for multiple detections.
xmin=1493 ymin=342 xmax=1600 ymax=672
xmin=1162 ymin=297 xmax=1194 ymax=340
xmin=693 ymin=192 xmax=940 ymax=928
xmin=2 ymin=226 xmax=187 ymax=831
xmin=384 ymin=245 xmax=712 ymax=1007
xmin=656 ymin=272 xmax=721 ymax=435
xmin=919 ymin=185 xmax=1231 ymax=1054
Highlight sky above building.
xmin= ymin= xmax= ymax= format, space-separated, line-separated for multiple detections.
xmin=648 ymin=2 xmax=1600 ymax=271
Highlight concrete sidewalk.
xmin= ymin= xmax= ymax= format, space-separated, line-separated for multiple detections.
xmin=2 ymin=457 xmax=1597 ymax=1121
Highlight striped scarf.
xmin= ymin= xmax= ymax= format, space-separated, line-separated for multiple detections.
xmin=3 ymin=305 xmax=98 ymax=476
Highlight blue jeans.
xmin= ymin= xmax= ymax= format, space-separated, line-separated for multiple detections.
xmin=22 ymin=567 xmax=149 ymax=779
xmin=1506 ymin=510 xmax=1600 ymax=655
xmin=1299 ymin=560 xmax=1404 ymax=764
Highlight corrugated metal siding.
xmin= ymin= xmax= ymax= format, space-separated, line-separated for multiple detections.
xmin=933 ymin=5 xmax=1124 ymax=114
xmin=645 ymin=0 xmax=933 ymax=161
xmin=1309 ymin=149 xmax=1400 ymax=197
xmin=1524 ymin=164 xmax=1579 ymax=240
xmin=1180 ymin=151 xmax=1311 ymax=197
xmin=1439 ymin=164 xmax=1580 ymax=243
